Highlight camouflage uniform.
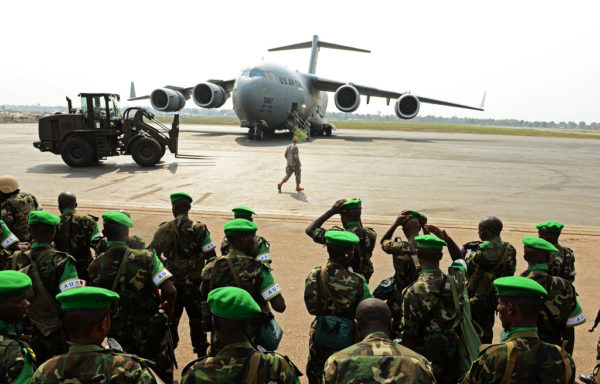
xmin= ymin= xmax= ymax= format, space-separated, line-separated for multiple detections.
xmin=402 ymin=259 xmax=468 ymax=384
xmin=465 ymin=236 xmax=516 ymax=343
xmin=323 ymin=331 xmax=435 ymax=384
xmin=0 ymin=320 xmax=36 ymax=383
xmin=0 ymin=220 xmax=19 ymax=270
xmin=521 ymin=263 xmax=584 ymax=346
xmin=381 ymin=237 xmax=420 ymax=337
xmin=548 ymin=244 xmax=576 ymax=282
xmin=181 ymin=341 xmax=299 ymax=384
xmin=311 ymin=223 xmax=377 ymax=282
xmin=149 ymin=214 xmax=216 ymax=355
xmin=87 ymin=241 xmax=174 ymax=383
xmin=304 ymin=261 xmax=372 ymax=384
xmin=200 ymin=248 xmax=282 ymax=354
xmin=461 ymin=327 xmax=575 ymax=383
xmin=30 ymin=343 xmax=158 ymax=383
xmin=0 ymin=192 xmax=41 ymax=243
xmin=8 ymin=242 xmax=81 ymax=364
xmin=220 ymin=235 xmax=272 ymax=264
xmin=54 ymin=208 xmax=103 ymax=281
xmin=94 ymin=235 xmax=146 ymax=253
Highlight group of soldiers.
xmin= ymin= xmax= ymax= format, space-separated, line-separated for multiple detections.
xmin=0 ymin=172 xmax=598 ymax=383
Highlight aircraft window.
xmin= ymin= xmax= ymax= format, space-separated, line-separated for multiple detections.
xmin=241 ymin=69 xmax=250 ymax=77
xmin=249 ymin=69 xmax=264 ymax=78
xmin=268 ymin=72 xmax=277 ymax=82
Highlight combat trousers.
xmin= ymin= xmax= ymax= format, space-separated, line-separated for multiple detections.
xmin=469 ymin=293 xmax=497 ymax=344
xmin=282 ymin=165 xmax=301 ymax=184
xmin=306 ymin=320 xmax=337 ymax=384
xmin=171 ymin=282 xmax=209 ymax=357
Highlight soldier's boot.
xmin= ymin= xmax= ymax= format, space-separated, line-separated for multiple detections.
xmin=296 ymin=184 xmax=304 ymax=191
xmin=580 ymin=374 xmax=595 ymax=383
xmin=277 ymin=182 xmax=282 ymax=192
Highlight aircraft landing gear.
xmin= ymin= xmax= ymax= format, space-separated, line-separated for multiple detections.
xmin=248 ymin=124 xmax=264 ymax=140
xmin=324 ymin=125 xmax=332 ymax=136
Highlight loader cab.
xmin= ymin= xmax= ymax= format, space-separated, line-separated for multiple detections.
xmin=79 ymin=93 xmax=122 ymax=130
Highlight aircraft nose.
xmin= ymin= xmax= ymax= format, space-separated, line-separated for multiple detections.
xmin=233 ymin=80 xmax=266 ymax=120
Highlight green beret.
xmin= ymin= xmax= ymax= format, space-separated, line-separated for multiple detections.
xmin=29 ymin=211 xmax=60 ymax=226
xmin=325 ymin=230 xmax=360 ymax=248
xmin=56 ymin=286 xmax=120 ymax=311
xmin=224 ymin=218 xmax=257 ymax=236
xmin=102 ymin=212 xmax=133 ymax=228
xmin=415 ymin=234 xmax=447 ymax=250
xmin=342 ymin=199 xmax=362 ymax=210
xmin=406 ymin=210 xmax=423 ymax=218
xmin=494 ymin=276 xmax=548 ymax=297
xmin=170 ymin=192 xmax=193 ymax=203
xmin=536 ymin=221 xmax=564 ymax=233
xmin=232 ymin=206 xmax=255 ymax=216
xmin=522 ymin=236 xmax=558 ymax=252
xmin=0 ymin=270 xmax=32 ymax=297
xmin=207 ymin=286 xmax=261 ymax=320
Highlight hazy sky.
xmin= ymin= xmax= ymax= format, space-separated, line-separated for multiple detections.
xmin=1 ymin=0 xmax=598 ymax=123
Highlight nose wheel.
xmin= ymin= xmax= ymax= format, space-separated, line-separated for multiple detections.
xmin=248 ymin=124 xmax=265 ymax=140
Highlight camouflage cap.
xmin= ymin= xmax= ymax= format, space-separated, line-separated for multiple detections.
xmin=0 ymin=270 xmax=32 ymax=297
xmin=56 ymin=286 xmax=120 ymax=311
xmin=325 ymin=230 xmax=360 ymax=248
xmin=536 ymin=221 xmax=564 ymax=233
xmin=29 ymin=211 xmax=60 ymax=226
xmin=232 ymin=206 xmax=255 ymax=216
xmin=0 ymin=175 xmax=18 ymax=194
xmin=494 ymin=276 xmax=548 ymax=297
xmin=342 ymin=199 xmax=362 ymax=210
xmin=522 ymin=236 xmax=558 ymax=252
xmin=102 ymin=212 xmax=133 ymax=228
xmin=207 ymin=286 xmax=261 ymax=320
xmin=224 ymin=218 xmax=257 ymax=236
xmin=170 ymin=192 xmax=193 ymax=203
xmin=414 ymin=234 xmax=447 ymax=250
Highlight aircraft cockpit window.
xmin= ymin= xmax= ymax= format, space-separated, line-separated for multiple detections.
xmin=241 ymin=69 xmax=250 ymax=77
xmin=249 ymin=69 xmax=264 ymax=78
xmin=267 ymin=72 xmax=277 ymax=82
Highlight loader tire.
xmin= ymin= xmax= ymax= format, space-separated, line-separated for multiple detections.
xmin=61 ymin=137 xmax=95 ymax=167
xmin=131 ymin=137 xmax=162 ymax=167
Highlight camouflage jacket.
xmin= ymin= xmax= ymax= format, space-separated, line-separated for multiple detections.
xmin=466 ymin=236 xmax=516 ymax=297
xmin=548 ymin=243 xmax=576 ymax=282
xmin=1 ymin=219 xmax=19 ymax=250
xmin=181 ymin=341 xmax=299 ymax=384
xmin=401 ymin=260 xmax=467 ymax=364
xmin=220 ymin=235 xmax=272 ymax=264
xmin=0 ymin=320 xmax=36 ymax=384
xmin=87 ymin=242 xmax=173 ymax=332
xmin=304 ymin=261 xmax=372 ymax=318
xmin=200 ymin=248 xmax=281 ymax=312
xmin=54 ymin=209 xmax=102 ymax=272
xmin=521 ymin=264 xmax=584 ymax=345
xmin=149 ymin=215 xmax=215 ymax=284
xmin=30 ymin=343 xmax=158 ymax=383
xmin=94 ymin=235 xmax=146 ymax=254
xmin=311 ymin=223 xmax=377 ymax=282
xmin=460 ymin=328 xmax=575 ymax=384
xmin=323 ymin=332 xmax=436 ymax=384
xmin=381 ymin=237 xmax=420 ymax=294
xmin=0 ymin=192 xmax=41 ymax=242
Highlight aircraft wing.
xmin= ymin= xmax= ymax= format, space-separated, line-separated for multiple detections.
xmin=206 ymin=79 xmax=236 ymax=92
xmin=307 ymin=75 xmax=484 ymax=111
xmin=128 ymin=81 xmax=235 ymax=102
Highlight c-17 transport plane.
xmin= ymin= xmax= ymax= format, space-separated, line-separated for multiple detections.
xmin=130 ymin=35 xmax=485 ymax=140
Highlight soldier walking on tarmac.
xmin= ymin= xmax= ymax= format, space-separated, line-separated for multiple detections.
xmin=278 ymin=137 xmax=303 ymax=192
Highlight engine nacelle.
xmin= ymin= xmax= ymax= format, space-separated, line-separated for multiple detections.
xmin=150 ymin=88 xmax=186 ymax=112
xmin=394 ymin=94 xmax=420 ymax=119
xmin=193 ymin=83 xmax=228 ymax=109
xmin=334 ymin=85 xmax=361 ymax=113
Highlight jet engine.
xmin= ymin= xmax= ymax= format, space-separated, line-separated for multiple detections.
xmin=193 ymin=83 xmax=228 ymax=109
xmin=150 ymin=88 xmax=186 ymax=112
xmin=394 ymin=94 xmax=420 ymax=119
xmin=334 ymin=85 xmax=361 ymax=113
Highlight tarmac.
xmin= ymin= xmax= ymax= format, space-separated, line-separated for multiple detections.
xmin=3 ymin=123 xmax=600 ymax=381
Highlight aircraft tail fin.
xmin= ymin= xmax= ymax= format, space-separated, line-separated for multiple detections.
xmin=268 ymin=35 xmax=370 ymax=75
xmin=130 ymin=82 xmax=136 ymax=99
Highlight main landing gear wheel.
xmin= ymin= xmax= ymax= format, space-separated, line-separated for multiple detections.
xmin=61 ymin=137 xmax=95 ymax=167
xmin=131 ymin=136 xmax=162 ymax=167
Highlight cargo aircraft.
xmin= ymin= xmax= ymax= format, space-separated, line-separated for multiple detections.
xmin=130 ymin=35 xmax=485 ymax=140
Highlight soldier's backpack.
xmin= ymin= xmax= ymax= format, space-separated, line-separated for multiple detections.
xmin=467 ymin=243 xmax=512 ymax=296
xmin=313 ymin=266 xmax=355 ymax=350
xmin=497 ymin=340 xmax=572 ymax=384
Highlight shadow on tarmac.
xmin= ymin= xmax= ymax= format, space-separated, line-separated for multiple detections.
xmin=281 ymin=190 xmax=308 ymax=202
